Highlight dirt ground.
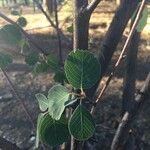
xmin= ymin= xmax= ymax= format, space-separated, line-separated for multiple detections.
xmin=0 ymin=1 xmax=150 ymax=150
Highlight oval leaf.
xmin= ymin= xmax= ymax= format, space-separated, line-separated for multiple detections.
xmin=47 ymin=54 xmax=60 ymax=71
xmin=35 ymin=93 xmax=48 ymax=112
xmin=0 ymin=24 xmax=22 ymax=45
xmin=17 ymin=17 xmax=27 ymax=27
xmin=48 ymin=85 xmax=70 ymax=120
xmin=33 ymin=62 xmax=49 ymax=74
xmin=69 ymin=104 xmax=95 ymax=141
xmin=64 ymin=50 xmax=101 ymax=89
xmin=25 ymin=51 xmax=39 ymax=66
xmin=40 ymin=114 xmax=70 ymax=146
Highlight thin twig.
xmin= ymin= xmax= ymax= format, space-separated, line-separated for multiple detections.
xmin=91 ymin=0 xmax=146 ymax=113
xmin=111 ymin=72 xmax=150 ymax=150
xmin=54 ymin=0 xmax=63 ymax=64
xmin=36 ymin=2 xmax=57 ymax=29
xmin=36 ymin=1 xmax=70 ymax=45
xmin=0 ymin=68 xmax=35 ymax=129
xmin=0 ymin=68 xmax=47 ymax=150
xmin=0 ymin=12 xmax=47 ymax=55
xmin=25 ymin=25 xmax=50 ymax=31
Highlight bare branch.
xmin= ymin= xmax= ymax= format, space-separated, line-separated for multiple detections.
xmin=35 ymin=1 xmax=57 ymax=29
xmin=91 ymin=0 xmax=146 ymax=113
xmin=111 ymin=72 xmax=150 ymax=150
xmin=0 ymin=69 xmax=47 ymax=149
xmin=54 ymin=0 xmax=63 ymax=64
xmin=35 ymin=1 xmax=70 ymax=46
xmin=0 ymin=12 xmax=47 ymax=55
xmin=0 ymin=68 xmax=35 ymax=129
xmin=85 ymin=0 xmax=139 ymax=100
xmin=86 ymin=0 xmax=102 ymax=14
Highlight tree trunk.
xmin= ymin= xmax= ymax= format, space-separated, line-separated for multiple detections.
xmin=86 ymin=0 xmax=139 ymax=99
xmin=43 ymin=0 xmax=54 ymax=14
xmin=73 ymin=0 xmax=89 ymax=50
xmin=122 ymin=31 xmax=140 ymax=114
xmin=120 ymin=13 xmax=141 ymax=149
xmin=99 ymin=0 xmax=139 ymax=77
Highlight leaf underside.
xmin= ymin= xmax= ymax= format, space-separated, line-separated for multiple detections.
xmin=35 ymin=93 xmax=48 ymax=112
xmin=48 ymin=85 xmax=70 ymax=120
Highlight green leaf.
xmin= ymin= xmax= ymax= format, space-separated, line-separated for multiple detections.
xmin=18 ymin=38 xmax=26 ymax=48
xmin=47 ymin=53 xmax=60 ymax=71
xmin=25 ymin=51 xmax=39 ymax=66
xmin=11 ymin=10 xmax=20 ymax=16
xmin=17 ymin=17 xmax=27 ymax=27
xmin=67 ymin=24 xmax=73 ymax=33
xmin=35 ymin=93 xmax=48 ymax=112
xmin=132 ymin=5 xmax=148 ymax=32
xmin=136 ymin=6 xmax=148 ymax=32
xmin=36 ymin=113 xmax=44 ymax=148
xmin=64 ymin=50 xmax=101 ymax=89
xmin=54 ymin=71 xmax=67 ymax=83
xmin=40 ymin=114 xmax=70 ymax=146
xmin=0 ymin=52 xmax=13 ymax=68
xmin=48 ymin=85 xmax=70 ymax=120
xmin=33 ymin=62 xmax=49 ymax=73
xmin=69 ymin=104 xmax=95 ymax=141
xmin=0 ymin=24 xmax=22 ymax=45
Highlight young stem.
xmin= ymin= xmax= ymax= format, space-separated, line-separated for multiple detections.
xmin=54 ymin=0 xmax=63 ymax=64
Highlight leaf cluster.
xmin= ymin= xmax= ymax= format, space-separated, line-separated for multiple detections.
xmin=35 ymin=50 xmax=101 ymax=147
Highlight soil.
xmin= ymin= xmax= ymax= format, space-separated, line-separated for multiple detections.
xmin=0 ymin=1 xmax=150 ymax=150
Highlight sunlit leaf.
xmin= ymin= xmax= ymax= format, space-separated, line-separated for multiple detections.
xmin=35 ymin=93 xmax=48 ymax=112
xmin=64 ymin=50 xmax=101 ymax=89
xmin=48 ymin=85 xmax=70 ymax=120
